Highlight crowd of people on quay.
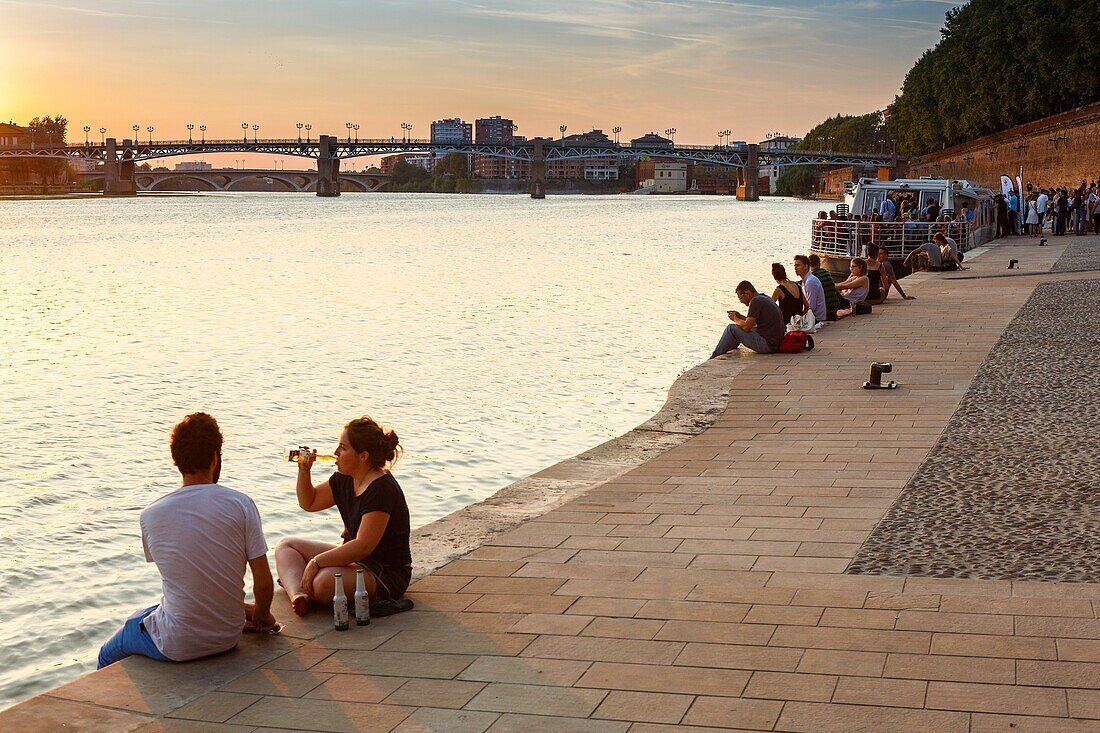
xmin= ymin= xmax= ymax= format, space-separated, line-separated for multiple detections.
xmin=710 ymin=246 xmax=925 ymax=359
xmin=1018 ymin=181 xmax=1100 ymax=238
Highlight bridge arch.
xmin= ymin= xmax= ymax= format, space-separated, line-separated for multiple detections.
xmin=144 ymin=174 xmax=217 ymax=192
xmin=224 ymin=174 xmax=302 ymax=192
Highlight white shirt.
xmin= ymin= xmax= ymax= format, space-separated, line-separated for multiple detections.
xmin=1036 ymin=193 xmax=1049 ymax=213
xmin=141 ymin=483 xmax=268 ymax=661
xmin=801 ymin=272 xmax=826 ymax=323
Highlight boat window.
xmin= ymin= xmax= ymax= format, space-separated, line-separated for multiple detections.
xmin=861 ymin=190 xmax=884 ymax=215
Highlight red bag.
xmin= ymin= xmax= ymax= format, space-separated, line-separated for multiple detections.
xmin=778 ymin=331 xmax=815 ymax=353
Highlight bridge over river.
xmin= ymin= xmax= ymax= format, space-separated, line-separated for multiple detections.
xmin=79 ymin=168 xmax=389 ymax=193
xmin=1 ymin=135 xmax=899 ymax=199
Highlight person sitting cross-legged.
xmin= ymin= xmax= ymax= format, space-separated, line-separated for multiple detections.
xmin=710 ymin=280 xmax=785 ymax=358
xmin=808 ymin=254 xmax=843 ymax=321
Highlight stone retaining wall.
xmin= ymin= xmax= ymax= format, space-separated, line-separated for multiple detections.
xmin=907 ymin=101 xmax=1100 ymax=189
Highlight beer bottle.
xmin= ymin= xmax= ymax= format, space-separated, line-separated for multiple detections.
xmin=332 ymin=573 xmax=349 ymax=631
xmin=284 ymin=448 xmax=336 ymax=462
xmin=354 ymin=569 xmax=371 ymax=626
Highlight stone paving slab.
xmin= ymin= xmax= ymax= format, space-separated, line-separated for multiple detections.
xmin=7 ymin=236 xmax=1100 ymax=732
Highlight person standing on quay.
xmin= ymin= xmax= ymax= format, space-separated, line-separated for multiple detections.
xmin=98 ymin=413 xmax=276 ymax=668
xmin=1036 ymin=188 xmax=1049 ymax=235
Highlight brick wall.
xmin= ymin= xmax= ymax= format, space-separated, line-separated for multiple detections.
xmin=907 ymin=102 xmax=1100 ymax=189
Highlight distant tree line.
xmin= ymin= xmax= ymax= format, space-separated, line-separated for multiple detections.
xmin=389 ymin=154 xmax=481 ymax=193
xmin=2 ymin=115 xmax=71 ymax=186
xmin=888 ymin=0 xmax=1099 ymax=155
xmin=775 ymin=112 xmax=885 ymax=197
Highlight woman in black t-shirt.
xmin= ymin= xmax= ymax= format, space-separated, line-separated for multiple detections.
xmin=274 ymin=416 xmax=412 ymax=616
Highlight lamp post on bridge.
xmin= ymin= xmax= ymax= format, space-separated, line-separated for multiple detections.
xmin=305 ymin=124 xmax=312 ymax=143
xmin=83 ymin=126 xmax=90 ymax=145
xmin=297 ymin=122 xmax=303 ymax=143
xmin=199 ymin=125 xmax=206 ymax=144
xmin=147 ymin=126 xmax=154 ymax=144
xmin=242 ymin=123 xmax=248 ymax=144
xmin=353 ymin=124 xmax=359 ymax=144
xmin=133 ymin=125 xmax=140 ymax=145
xmin=187 ymin=124 xmax=194 ymax=144
xmin=559 ymin=124 xmax=567 ymax=141
xmin=401 ymin=122 xmax=411 ymax=142
xmin=252 ymin=124 xmax=259 ymax=143
xmin=612 ymin=126 xmax=621 ymax=146
xmin=665 ymin=128 xmax=676 ymax=145
xmin=99 ymin=127 xmax=106 ymax=145
xmin=346 ymin=122 xmax=352 ymax=144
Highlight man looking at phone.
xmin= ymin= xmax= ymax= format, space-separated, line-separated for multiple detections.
xmin=710 ymin=280 xmax=784 ymax=358
xmin=97 ymin=412 xmax=277 ymax=668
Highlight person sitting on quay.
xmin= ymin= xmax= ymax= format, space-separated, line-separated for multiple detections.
xmin=862 ymin=243 xmax=887 ymax=306
xmin=934 ymin=231 xmax=966 ymax=270
xmin=808 ymin=254 xmax=843 ymax=321
xmin=876 ymin=246 xmax=915 ymax=301
xmin=793 ymin=254 xmax=826 ymax=324
xmin=771 ymin=263 xmax=808 ymax=326
xmin=710 ymin=280 xmax=785 ymax=358
xmin=98 ymin=413 xmax=276 ymax=669
xmin=833 ymin=258 xmax=870 ymax=318
xmin=275 ymin=415 xmax=412 ymax=617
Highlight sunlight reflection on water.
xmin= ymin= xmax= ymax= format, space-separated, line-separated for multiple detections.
xmin=0 ymin=191 xmax=819 ymax=708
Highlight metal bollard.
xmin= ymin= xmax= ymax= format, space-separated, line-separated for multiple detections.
xmin=1008 ymin=259 xmax=1019 ymax=269
xmin=862 ymin=361 xmax=898 ymax=390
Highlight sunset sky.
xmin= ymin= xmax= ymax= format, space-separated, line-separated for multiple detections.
xmin=2 ymin=0 xmax=959 ymax=154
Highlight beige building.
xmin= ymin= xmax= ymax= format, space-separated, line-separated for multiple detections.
xmin=640 ymin=161 xmax=688 ymax=193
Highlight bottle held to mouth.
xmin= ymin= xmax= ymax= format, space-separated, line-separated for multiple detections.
xmin=332 ymin=573 xmax=349 ymax=631
xmin=284 ymin=447 xmax=336 ymax=462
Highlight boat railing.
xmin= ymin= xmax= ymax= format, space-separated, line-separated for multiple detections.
xmin=810 ymin=220 xmax=974 ymax=260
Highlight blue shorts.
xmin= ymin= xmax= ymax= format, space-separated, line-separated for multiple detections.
xmin=97 ymin=605 xmax=170 ymax=669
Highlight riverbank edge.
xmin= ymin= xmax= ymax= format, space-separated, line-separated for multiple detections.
xmin=409 ymin=354 xmax=753 ymax=578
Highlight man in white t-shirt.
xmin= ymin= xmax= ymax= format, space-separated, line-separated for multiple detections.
xmin=1036 ymin=189 xmax=1049 ymax=235
xmin=98 ymin=413 xmax=276 ymax=668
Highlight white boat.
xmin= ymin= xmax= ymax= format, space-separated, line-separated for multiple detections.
xmin=810 ymin=177 xmax=998 ymax=276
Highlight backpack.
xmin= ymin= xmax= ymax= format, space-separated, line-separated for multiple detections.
xmin=778 ymin=331 xmax=815 ymax=353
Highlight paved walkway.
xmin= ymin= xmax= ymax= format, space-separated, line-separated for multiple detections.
xmin=5 ymin=236 xmax=1100 ymax=732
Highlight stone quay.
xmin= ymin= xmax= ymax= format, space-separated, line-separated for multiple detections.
xmin=4 ymin=235 xmax=1100 ymax=732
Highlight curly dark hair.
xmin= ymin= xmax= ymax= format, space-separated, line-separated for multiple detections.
xmin=170 ymin=412 xmax=223 ymax=475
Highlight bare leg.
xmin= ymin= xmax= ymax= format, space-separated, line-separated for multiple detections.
xmin=275 ymin=537 xmax=337 ymax=616
xmin=313 ymin=566 xmax=378 ymax=604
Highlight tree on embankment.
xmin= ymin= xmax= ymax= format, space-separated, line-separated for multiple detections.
xmin=27 ymin=115 xmax=70 ymax=184
xmin=775 ymin=112 xmax=886 ymax=197
xmin=888 ymin=0 xmax=1100 ymax=155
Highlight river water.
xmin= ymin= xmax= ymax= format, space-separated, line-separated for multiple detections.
xmin=0 ymin=192 xmax=818 ymax=709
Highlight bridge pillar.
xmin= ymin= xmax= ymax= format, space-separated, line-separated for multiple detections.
xmin=316 ymin=135 xmax=341 ymax=197
xmin=529 ymin=138 xmax=546 ymax=199
xmin=737 ymin=143 xmax=760 ymax=201
xmin=103 ymin=138 xmax=136 ymax=196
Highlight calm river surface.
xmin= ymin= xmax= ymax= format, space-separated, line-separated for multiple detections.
xmin=0 ymin=192 xmax=819 ymax=709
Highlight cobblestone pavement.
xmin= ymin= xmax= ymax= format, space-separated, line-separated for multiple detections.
xmin=7 ymin=237 xmax=1100 ymax=732
xmin=847 ymin=278 xmax=1100 ymax=581
xmin=1053 ymin=237 xmax=1100 ymax=271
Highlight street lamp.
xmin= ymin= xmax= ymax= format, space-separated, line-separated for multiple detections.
xmin=187 ymin=123 xmax=194 ymax=144
xmin=353 ymin=123 xmax=359 ymax=144
xmin=296 ymin=122 xmax=303 ymax=143
xmin=133 ymin=125 xmax=140 ymax=144
xmin=612 ymin=126 xmax=621 ymax=145
xmin=199 ymin=125 xmax=206 ymax=143
xmin=559 ymin=124 xmax=567 ymax=140
xmin=242 ymin=123 xmax=249 ymax=144
xmin=401 ymin=122 xmax=411 ymax=142
xmin=252 ymin=124 xmax=259 ymax=143
xmin=83 ymin=125 xmax=90 ymax=145
xmin=346 ymin=122 xmax=352 ymax=144
xmin=99 ymin=127 xmax=106 ymax=145
xmin=147 ymin=126 xmax=154 ymax=144
xmin=826 ymin=135 xmax=835 ymax=153
xmin=665 ymin=128 xmax=676 ymax=145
